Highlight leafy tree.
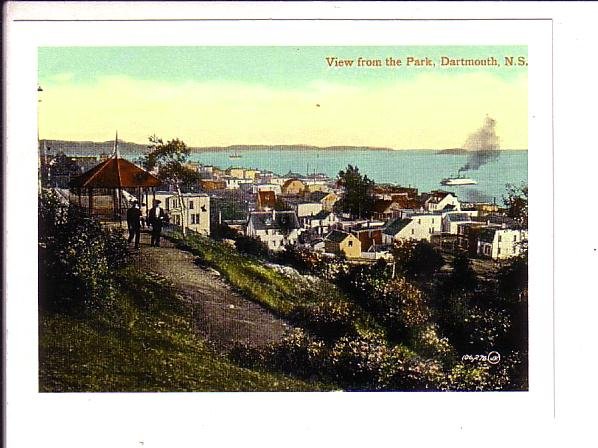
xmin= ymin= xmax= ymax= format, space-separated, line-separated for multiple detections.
xmin=403 ymin=241 xmax=445 ymax=281
xmin=336 ymin=164 xmax=375 ymax=218
xmin=142 ymin=135 xmax=200 ymax=191
xmin=443 ymin=254 xmax=478 ymax=294
xmin=504 ymin=183 xmax=528 ymax=228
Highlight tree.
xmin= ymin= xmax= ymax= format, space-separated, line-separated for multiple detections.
xmin=143 ymin=135 xmax=200 ymax=191
xmin=402 ymin=241 xmax=445 ymax=281
xmin=142 ymin=135 xmax=201 ymax=235
xmin=504 ymin=183 xmax=528 ymax=228
xmin=336 ymin=164 xmax=375 ymax=219
xmin=444 ymin=254 xmax=478 ymax=294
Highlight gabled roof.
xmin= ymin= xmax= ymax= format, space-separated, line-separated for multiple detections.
xmin=445 ymin=212 xmax=471 ymax=222
xmin=324 ymin=229 xmax=355 ymax=243
xmin=309 ymin=191 xmax=329 ymax=202
xmin=372 ymin=199 xmax=394 ymax=214
xmin=70 ymin=156 xmax=161 ymax=188
xmin=479 ymin=228 xmax=498 ymax=243
xmin=383 ymin=218 xmax=412 ymax=236
xmin=248 ymin=211 xmax=300 ymax=231
xmin=282 ymin=178 xmax=305 ymax=190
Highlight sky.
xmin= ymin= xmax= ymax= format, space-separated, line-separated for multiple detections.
xmin=38 ymin=46 xmax=528 ymax=149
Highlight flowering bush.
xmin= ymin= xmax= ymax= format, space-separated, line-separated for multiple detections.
xmin=291 ymin=299 xmax=357 ymax=340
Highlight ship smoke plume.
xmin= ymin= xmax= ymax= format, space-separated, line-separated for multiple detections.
xmin=458 ymin=116 xmax=500 ymax=173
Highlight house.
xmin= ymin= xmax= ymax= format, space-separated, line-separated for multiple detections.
xmin=303 ymin=210 xmax=340 ymax=236
xmin=456 ymin=222 xmax=487 ymax=256
xmin=294 ymin=201 xmax=324 ymax=220
xmin=423 ymin=190 xmax=461 ymax=212
xmin=304 ymin=182 xmax=329 ymax=193
xmin=324 ymin=230 xmax=362 ymax=259
xmin=246 ymin=210 xmax=301 ymax=251
xmin=382 ymin=214 xmax=442 ymax=244
xmin=165 ymin=193 xmax=210 ymax=235
xmin=442 ymin=212 xmax=473 ymax=234
xmin=371 ymin=199 xmax=404 ymax=221
xmin=281 ymin=178 xmax=306 ymax=196
xmin=257 ymin=190 xmax=277 ymax=210
xmin=200 ymin=179 xmax=226 ymax=191
xmin=254 ymin=183 xmax=282 ymax=195
xmin=224 ymin=177 xmax=253 ymax=190
xmin=227 ymin=167 xmax=246 ymax=179
xmin=477 ymin=227 xmax=528 ymax=260
xmin=308 ymin=190 xmax=339 ymax=211
xmin=351 ymin=224 xmax=384 ymax=251
xmin=373 ymin=185 xmax=419 ymax=200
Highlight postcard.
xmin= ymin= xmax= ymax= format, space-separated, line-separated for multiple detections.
xmin=5 ymin=3 xmax=560 ymax=447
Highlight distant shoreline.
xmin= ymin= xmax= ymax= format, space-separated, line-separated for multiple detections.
xmin=39 ymin=139 xmax=527 ymax=155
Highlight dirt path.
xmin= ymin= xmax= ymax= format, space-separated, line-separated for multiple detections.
xmin=129 ymin=231 xmax=290 ymax=351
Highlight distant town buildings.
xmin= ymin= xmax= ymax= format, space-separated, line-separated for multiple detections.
xmin=49 ymin=148 xmax=525 ymax=262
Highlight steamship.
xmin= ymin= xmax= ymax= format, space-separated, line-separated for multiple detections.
xmin=440 ymin=174 xmax=478 ymax=186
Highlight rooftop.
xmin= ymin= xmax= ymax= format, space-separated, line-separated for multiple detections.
xmin=383 ymin=218 xmax=412 ymax=236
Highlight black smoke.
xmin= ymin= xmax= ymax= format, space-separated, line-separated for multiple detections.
xmin=458 ymin=116 xmax=500 ymax=173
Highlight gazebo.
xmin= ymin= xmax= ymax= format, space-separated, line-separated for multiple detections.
xmin=69 ymin=139 xmax=161 ymax=220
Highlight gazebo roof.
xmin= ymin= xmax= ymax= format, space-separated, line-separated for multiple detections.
xmin=70 ymin=156 xmax=161 ymax=188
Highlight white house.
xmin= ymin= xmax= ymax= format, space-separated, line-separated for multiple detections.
xmin=246 ymin=210 xmax=302 ymax=251
xmin=382 ymin=214 xmax=442 ymax=244
xmin=294 ymin=201 xmax=324 ymax=219
xmin=224 ymin=177 xmax=253 ymax=190
xmin=253 ymin=183 xmax=283 ymax=195
xmin=424 ymin=191 xmax=461 ymax=212
xmin=442 ymin=212 xmax=473 ymax=234
xmin=303 ymin=210 xmax=340 ymax=236
xmin=165 ymin=193 xmax=210 ymax=235
xmin=477 ymin=227 xmax=528 ymax=260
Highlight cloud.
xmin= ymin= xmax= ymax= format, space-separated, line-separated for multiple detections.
xmin=39 ymin=72 xmax=527 ymax=149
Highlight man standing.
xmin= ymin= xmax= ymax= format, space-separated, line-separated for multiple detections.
xmin=126 ymin=200 xmax=142 ymax=249
xmin=148 ymin=199 xmax=167 ymax=247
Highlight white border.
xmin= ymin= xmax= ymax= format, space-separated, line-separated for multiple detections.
xmin=4 ymin=2 xmax=570 ymax=447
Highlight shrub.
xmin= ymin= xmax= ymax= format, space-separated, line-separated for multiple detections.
xmin=234 ymin=235 xmax=270 ymax=258
xmin=291 ymin=299 xmax=357 ymax=340
xmin=38 ymin=191 xmax=129 ymax=314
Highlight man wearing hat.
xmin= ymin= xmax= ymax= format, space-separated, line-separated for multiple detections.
xmin=148 ymin=199 xmax=168 ymax=247
xmin=126 ymin=200 xmax=142 ymax=249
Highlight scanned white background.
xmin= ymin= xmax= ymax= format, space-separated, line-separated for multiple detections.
xmin=4 ymin=2 xmax=597 ymax=447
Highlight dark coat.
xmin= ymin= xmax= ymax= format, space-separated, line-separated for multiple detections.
xmin=127 ymin=206 xmax=142 ymax=229
xmin=148 ymin=206 xmax=167 ymax=228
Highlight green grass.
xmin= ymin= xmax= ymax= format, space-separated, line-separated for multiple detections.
xmin=39 ymin=267 xmax=329 ymax=392
xmin=168 ymin=230 xmax=386 ymax=339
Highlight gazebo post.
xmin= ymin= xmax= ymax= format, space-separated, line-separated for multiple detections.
xmin=117 ymin=186 xmax=123 ymax=223
xmin=88 ymin=188 xmax=94 ymax=215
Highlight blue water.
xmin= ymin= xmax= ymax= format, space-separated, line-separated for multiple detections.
xmin=189 ymin=149 xmax=527 ymax=203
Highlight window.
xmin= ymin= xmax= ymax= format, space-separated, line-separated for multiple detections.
xmin=348 ymin=240 xmax=353 ymax=247
xmin=189 ymin=200 xmax=194 ymax=209
xmin=418 ymin=219 xmax=421 ymax=224
xmin=498 ymin=248 xmax=501 ymax=255
xmin=514 ymin=234 xmax=517 ymax=242
xmin=411 ymin=228 xmax=415 ymax=235
xmin=498 ymin=235 xmax=502 ymax=242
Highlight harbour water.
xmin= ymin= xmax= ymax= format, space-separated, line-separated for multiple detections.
xmin=189 ymin=149 xmax=527 ymax=203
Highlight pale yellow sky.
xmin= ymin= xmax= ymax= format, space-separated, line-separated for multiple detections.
xmin=38 ymin=47 xmax=528 ymax=149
